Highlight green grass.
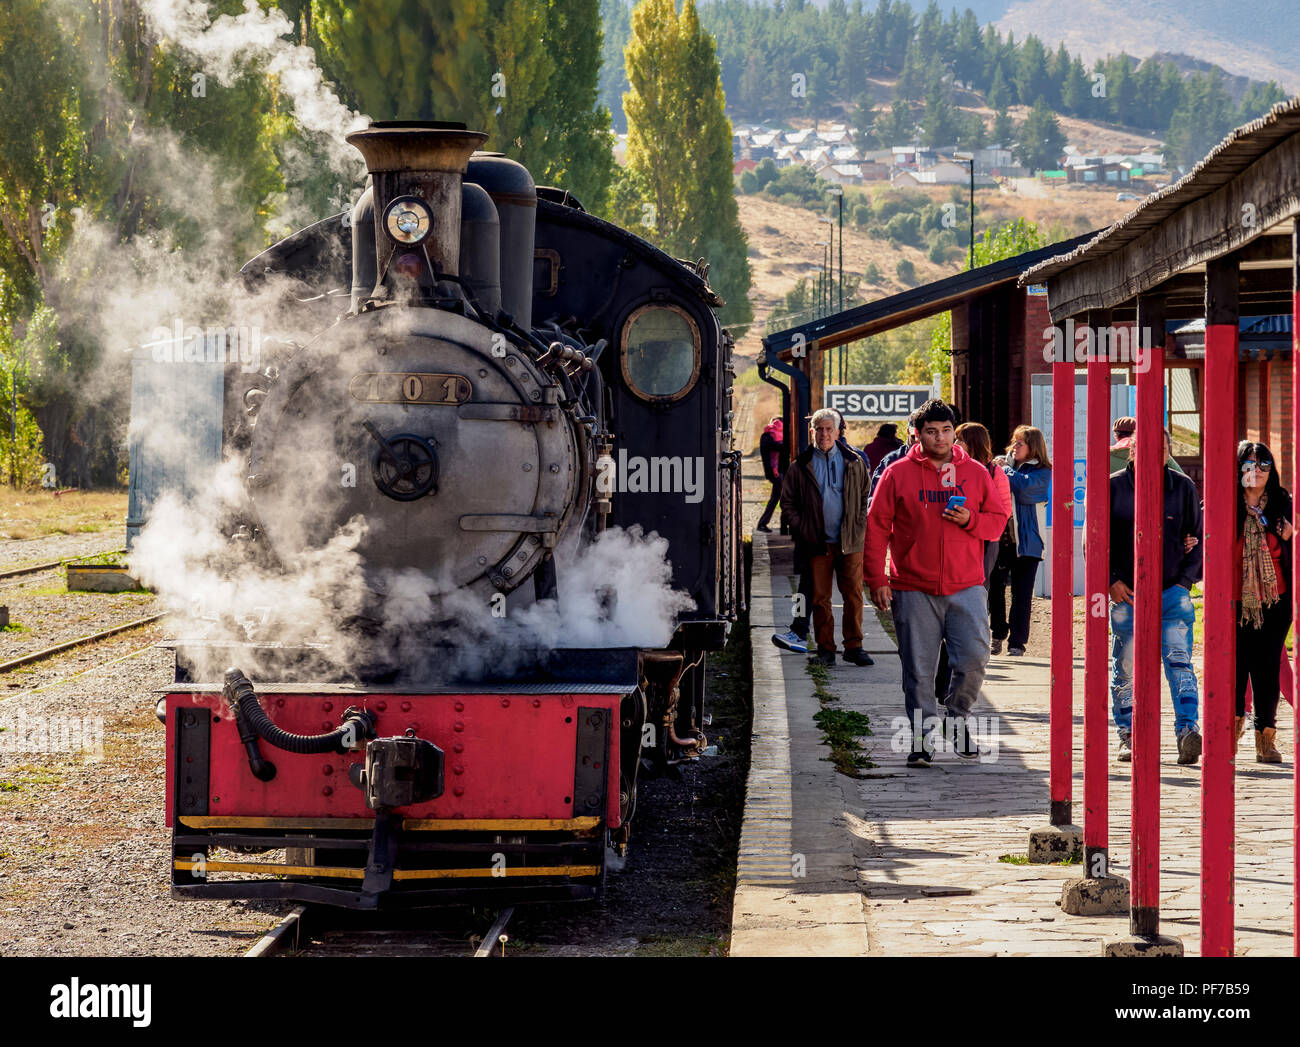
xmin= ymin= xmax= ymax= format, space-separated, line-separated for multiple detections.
xmin=1 ymin=622 xmax=29 ymax=633
xmin=806 ymin=660 xmax=875 ymax=776
xmin=67 ymin=550 xmax=129 ymax=567
xmin=998 ymin=850 xmax=1081 ymax=866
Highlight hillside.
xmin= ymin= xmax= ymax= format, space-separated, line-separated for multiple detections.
xmin=733 ymin=183 xmax=1138 ymax=361
xmin=990 ymin=0 xmax=1300 ymax=95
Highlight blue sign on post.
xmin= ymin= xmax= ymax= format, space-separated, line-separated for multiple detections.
xmin=1073 ymin=458 xmax=1087 ymax=527
xmin=1044 ymin=458 xmax=1091 ymax=528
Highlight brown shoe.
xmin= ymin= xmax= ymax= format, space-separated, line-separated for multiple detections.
xmin=1233 ymin=716 xmax=1246 ymax=758
xmin=1257 ymin=727 xmax=1283 ymax=764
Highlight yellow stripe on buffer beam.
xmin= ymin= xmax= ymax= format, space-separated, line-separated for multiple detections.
xmin=177 ymin=816 xmax=602 ymax=832
xmin=173 ymin=860 xmax=602 ymax=880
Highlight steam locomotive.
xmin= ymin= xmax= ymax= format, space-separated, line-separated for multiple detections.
xmin=158 ymin=123 xmax=743 ymax=909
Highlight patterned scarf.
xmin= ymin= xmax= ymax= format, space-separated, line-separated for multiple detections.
xmin=1241 ymin=491 xmax=1279 ymax=627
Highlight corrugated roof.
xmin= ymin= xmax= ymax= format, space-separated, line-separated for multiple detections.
xmin=1021 ymin=95 xmax=1300 ymax=287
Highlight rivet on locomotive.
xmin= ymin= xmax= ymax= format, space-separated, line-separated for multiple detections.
xmin=160 ymin=122 xmax=744 ymax=908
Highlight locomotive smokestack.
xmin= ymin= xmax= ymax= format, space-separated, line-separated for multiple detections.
xmin=345 ymin=122 xmax=488 ymax=300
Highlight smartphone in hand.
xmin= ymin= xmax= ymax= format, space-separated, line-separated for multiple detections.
xmin=945 ymin=495 xmax=966 ymax=511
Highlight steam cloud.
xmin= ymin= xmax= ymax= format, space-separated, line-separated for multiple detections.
xmin=142 ymin=0 xmax=368 ymax=182
xmin=130 ymin=457 xmax=697 ymax=684
xmin=63 ymin=1 xmax=699 ymax=683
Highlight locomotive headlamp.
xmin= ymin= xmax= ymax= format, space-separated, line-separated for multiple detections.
xmin=383 ymin=195 xmax=432 ymax=245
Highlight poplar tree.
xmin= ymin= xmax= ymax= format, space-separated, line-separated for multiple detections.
xmin=312 ymin=1 xmax=493 ymax=127
xmin=623 ymin=0 xmax=752 ymax=327
xmin=529 ymin=0 xmax=616 ymax=213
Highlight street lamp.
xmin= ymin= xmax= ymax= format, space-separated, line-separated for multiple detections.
xmin=814 ymin=239 xmax=829 ymax=386
xmin=816 ymin=216 xmax=834 ymax=317
xmin=951 ymin=151 xmax=976 ymax=271
xmin=814 ymin=240 xmax=829 ymax=319
xmin=828 ymin=185 xmax=844 ymax=314
xmin=829 ymin=185 xmax=845 ymax=382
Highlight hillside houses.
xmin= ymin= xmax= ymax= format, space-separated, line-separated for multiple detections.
xmin=730 ymin=123 xmax=1014 ymax=189
xmin=649 ymin=121 xmax=1171 ymax=197
xmin=1060 ymin=146 xmax=1168 ymax=187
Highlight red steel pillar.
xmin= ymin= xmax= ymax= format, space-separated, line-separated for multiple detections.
xmin=1202 ymin=255 xmax=1239 ymax=957
xmin=1083 ymin=309 xmax=1112 ymax=876
xmin=1050 ymin=323 xmax=1075 ymax=828
xmin=1131 ymin=294 xmax=1166 ymax=938
xmin=1292 ymin=217 xmax=1299 ymax=956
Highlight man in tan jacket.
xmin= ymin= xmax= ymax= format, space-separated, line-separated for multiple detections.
xmin=780 ymin=408 xmax=872 ymax=666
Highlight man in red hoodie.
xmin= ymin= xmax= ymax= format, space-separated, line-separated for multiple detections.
xmin=865 ymin=400 xmax=1011 ymax=766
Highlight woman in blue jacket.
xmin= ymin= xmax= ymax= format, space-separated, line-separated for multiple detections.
xmin=990 ymin=425 xmax=1052 ymax=656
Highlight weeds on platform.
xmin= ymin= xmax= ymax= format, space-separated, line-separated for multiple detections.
xmin=999 ymin=850 xmax=1082 ymax=866
xmin=806 ymin=660 xmax=874 ymax=776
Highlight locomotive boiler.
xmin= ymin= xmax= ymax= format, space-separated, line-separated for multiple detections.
xmin=157 ymin=122 xmax=744 ymax=908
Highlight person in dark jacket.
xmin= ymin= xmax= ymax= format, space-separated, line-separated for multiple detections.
xmin=864 ymin=423 xmax=904 ymax=471
xmin=755 ymin=417 xmax=784 ymax=532
xmin=869 ymin=427 xmax=916 ymax=495
xmin=1234 ymin=441 xmax=1293 ymax=763
xmin=781 ymin=408 xmax=873 ymax=666
xmin=1109 ymin=428 xmax=1204 ymax=765
xmin=989 ymin=425 xmax=1051 ymax=657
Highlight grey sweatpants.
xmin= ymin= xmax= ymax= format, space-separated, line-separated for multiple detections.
xmin=892 ymin=586 xmax=990 ymax=729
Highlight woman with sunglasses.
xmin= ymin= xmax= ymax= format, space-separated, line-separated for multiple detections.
xmin=1236 ymin=441 xmax=1293 ymax=763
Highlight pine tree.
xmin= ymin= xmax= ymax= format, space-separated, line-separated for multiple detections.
xmin=992 ymin=106 xmax=1014 ymax=146
xmin=1061 ymin=57 xmax=1090 ymax=116
xmin=876 ymin=99 xmax=917 ymax=146
xmin=623 ymin=0 xmax=751 ymax=327
xmin=920 ymin=77 xmax=960 ymax=148
xmin=895 ymin=38 xmax=928 ymax=102
xmin=987 ymin=64 xmax=1011 ymax=111
xmin=1013 ymin=97 xmax=1066 ymax=173
xmin=1166 ymin=70 xmax=1236 ymax=171
xmin=951 ymin=9 xmax=982 ymax=89
xmin=1015 ymin=36 xmax=1051 ymax=111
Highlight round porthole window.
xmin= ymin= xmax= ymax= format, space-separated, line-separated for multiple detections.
xmin=620 ymin=305 xmax=701 ymax=401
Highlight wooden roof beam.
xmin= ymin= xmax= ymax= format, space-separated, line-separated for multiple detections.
xmin=1045 ymin=132 xmax=1300 ymax=320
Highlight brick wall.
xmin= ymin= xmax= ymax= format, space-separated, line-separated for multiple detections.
xmin=1020 ymin=291 xmax=1053 ymax=429
xmin=1268 ymin=361 xmax=1293 ymax=480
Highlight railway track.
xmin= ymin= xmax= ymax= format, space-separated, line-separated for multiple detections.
xmin=245 ymin=904 xmax=516 ymax=958
xmin=0 ymin=614 xmax=164 ymax=674
xmin=0 ymin=549 xmax=128 ymax=583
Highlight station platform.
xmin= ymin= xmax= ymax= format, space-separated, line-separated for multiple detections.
xmin=731 ymin=531 xmax=1295 ymax=957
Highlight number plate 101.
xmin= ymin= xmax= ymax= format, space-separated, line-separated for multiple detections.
xmin=349 ymin=372 xmax=472 ymax=405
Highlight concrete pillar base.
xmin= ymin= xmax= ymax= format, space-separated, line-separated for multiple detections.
xmin=1061 ymin=875 xmax=1130 ymax=915
xmin=1027 ymin=823 xmax=1082 ymax=863
xmin=1102 ymin=934 xmax=1184 ymax=957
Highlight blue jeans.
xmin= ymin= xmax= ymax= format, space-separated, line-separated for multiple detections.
xmin=1110 ymin=585 xmax=1199 ymax=736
